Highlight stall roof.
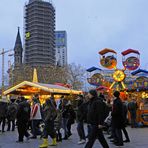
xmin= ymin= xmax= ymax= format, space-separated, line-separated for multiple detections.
xmin=3 ymin=81 xmax=82 ymax=95
xmin=131 ymin=69 xmax=148 ymax=75
xmin=86 ymin=67 xmax=102 ymax=72
xmin=121 ymin=49 xmax=140 ymax=56
xmin=99 ymin=48 xmax=117 ymax=55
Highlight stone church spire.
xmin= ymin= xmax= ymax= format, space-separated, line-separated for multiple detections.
xmin=14 ymin=27 xmax=23 ymax=67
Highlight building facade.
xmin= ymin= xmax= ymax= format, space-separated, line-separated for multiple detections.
xmin=24 ymin=0 xmax=55 ymax=66
xmin=55 ymin=31 xmax=67 ymax=67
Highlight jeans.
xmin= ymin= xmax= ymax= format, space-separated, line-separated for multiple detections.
xmin=67 ymin=120 xmax=72 ymax=135
xmin=87 ymin=124 xmax=91 ymax=138
xmin=0 ymin=117 xmax=6 ymax=132
xmin=130 ymin=111 xmax=137 ymax=127
xmin=115 ymin=128 xmax=123 ymax=145
xmin=7 ymin=119 xmax=15 ymax=131
xmin=62 ymin=118 xmax=68 ymax=137
xmin=77 ymin=121 xmax=85 ymax=140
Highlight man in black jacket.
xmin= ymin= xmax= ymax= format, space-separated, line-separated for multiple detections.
xmin=85 ymin=89 xmax=109 ymax=148
xmin=16 ymin=97 xmax=30 ymax=142
xmin=111 ymin=91 xmax=124 ymax=146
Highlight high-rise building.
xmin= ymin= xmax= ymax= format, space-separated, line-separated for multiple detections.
xmin=55 ymin=31 xmax=67 ymax=67
xmin=24 ymin=0 xmax=55 ymax=66
xmin=14 ymin=27 xmax=23 ymax=67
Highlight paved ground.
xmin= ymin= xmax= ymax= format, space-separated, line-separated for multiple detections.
xmin=0 ymin=125 xmax=148 ymax=148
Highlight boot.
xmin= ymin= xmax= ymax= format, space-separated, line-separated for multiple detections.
xmin=39 ymin=138 xmax=48 ymax=148
xmin=49 ymin=138 xmax=57 ymax=146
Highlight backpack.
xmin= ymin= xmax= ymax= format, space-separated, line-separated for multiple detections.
xmin=7 ymin=103 xmax=17 ymax=117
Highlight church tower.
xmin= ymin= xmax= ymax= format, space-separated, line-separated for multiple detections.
xmin=14 ymin=27 xmax=23 ymax=67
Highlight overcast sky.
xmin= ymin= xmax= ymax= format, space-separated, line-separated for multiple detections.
xmin=0 ymin=0 xmax=148 ymax=78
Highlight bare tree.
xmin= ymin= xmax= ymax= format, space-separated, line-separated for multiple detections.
xmin=9 ymin=63 xmax=86 ymax=91
xmin=11 ymin=64 xmax=68 ymax=86
xmin=66 ymin=63 xmax=86 ymax=90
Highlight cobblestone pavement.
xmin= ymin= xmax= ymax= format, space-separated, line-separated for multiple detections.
xmin=0 ymin=125 xmax=148 ymax=148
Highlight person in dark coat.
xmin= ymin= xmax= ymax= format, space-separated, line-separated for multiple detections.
xmin=7 ymin=99 xmax=18 ymax=131
xmin=16 ymin=97 xmax=30 ymax=142
xmin=85 ymin=89 xmax=109 ymax=148
xmin=59 ymin=97 xmax=69 ymax=140
xmin=111 ymin=91 xmax=124 ymax=146
xmin=76 ymin=95 xmax=86 ymax=144
xmin=0 ymin=98 xmax=8 ymax=133
xmin=128 ymin=97 xmax=138 ymax=128
xmin=66 ymin=101 xmax=76 ymax=137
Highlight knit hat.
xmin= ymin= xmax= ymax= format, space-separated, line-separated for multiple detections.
xmin=113 ymin=91 xmax=120 ymax=98
xmin=89 ymin=89 xmax=98 ymax=97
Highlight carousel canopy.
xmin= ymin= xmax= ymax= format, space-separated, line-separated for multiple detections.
xmin=131 ymin=69 xmax=148 ymax=76
xmin=3 ymin=81 xmax=82 ymax=95
xmin=121 ymin=49 xmax=140 ymax=56
xmin=86 ymin=67 xmax=102 ymax=72
xmin=99 ymin=48 xmax=117 ymax=55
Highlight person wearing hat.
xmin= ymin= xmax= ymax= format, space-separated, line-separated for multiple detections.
xmin=85 ymin=89 xmax=109 ymax=148
xmin=111 ymin=91 xmax=124 ymax=146
xmin=7 ymin=99 xmax=18 ymax=131
xmin=128 ymin=97 xmax=138 ymax=128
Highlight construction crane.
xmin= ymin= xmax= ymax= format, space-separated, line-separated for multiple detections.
xmin=0 ymin=48 xmax=13 ymax=94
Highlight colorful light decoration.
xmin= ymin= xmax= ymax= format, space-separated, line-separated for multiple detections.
xmin=99 ymin=48 xmax=140 ymax=90
xmin=87 ymin=73 xmax=104 ymax=86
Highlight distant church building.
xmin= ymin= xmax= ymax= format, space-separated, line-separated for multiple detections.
xmin=14 ymin=27 xmax=23 ymax=67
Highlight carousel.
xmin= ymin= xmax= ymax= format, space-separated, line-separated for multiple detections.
xmin=130 ymin=69 xmax=148 ymax=126
xmin=99 ymin=48 xmax=140 ymax=90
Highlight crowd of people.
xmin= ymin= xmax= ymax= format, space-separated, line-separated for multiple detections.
xmin=0 ymin=90 xmax=139 ymax=148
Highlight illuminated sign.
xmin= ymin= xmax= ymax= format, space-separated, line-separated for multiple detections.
xmin=26 ymin=32 xmax=31 ymax=39
xmin=87 ymin=73 xmax=103 ymax=86
xmin=113 ymin=70 xmax=126 ymax=82
xmin=123 ymin=56 xmax=140 ymax=70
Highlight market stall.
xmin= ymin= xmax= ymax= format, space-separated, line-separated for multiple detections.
xmin=3 ymin=81 xmax=82 ymax=103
